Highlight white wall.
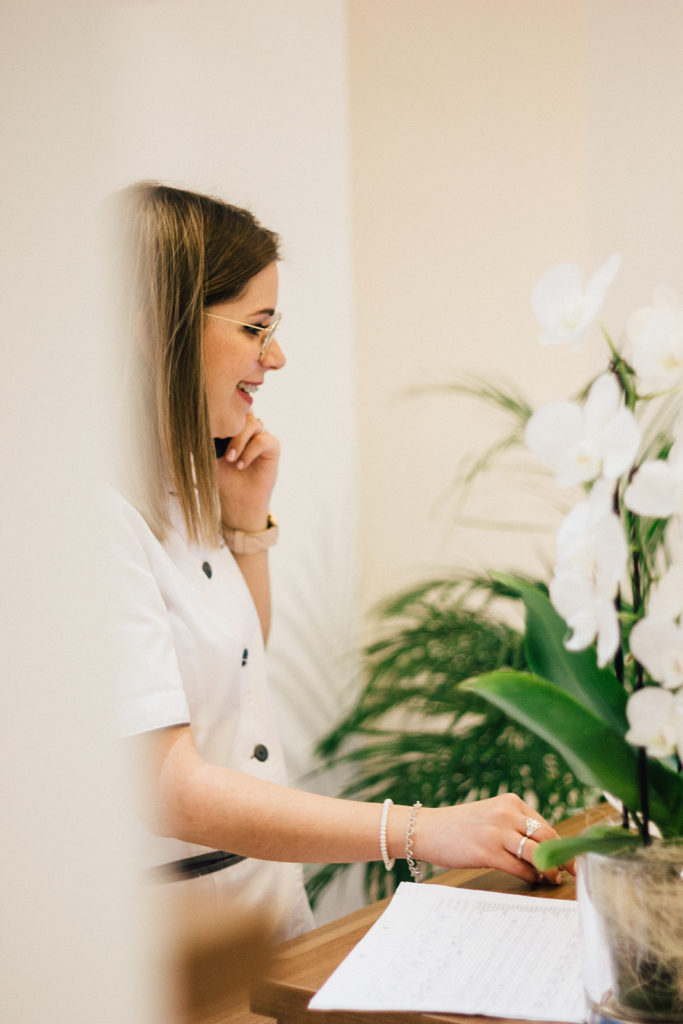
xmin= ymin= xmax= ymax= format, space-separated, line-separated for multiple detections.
xmin=2 ymin=2 xmax=359 ymax=1020
xmin=1 ymin=5 xmax=152 ymax=1022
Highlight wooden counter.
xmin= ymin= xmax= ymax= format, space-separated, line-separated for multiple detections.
xmin=250 ymin=805 xmax=609 ymax=1024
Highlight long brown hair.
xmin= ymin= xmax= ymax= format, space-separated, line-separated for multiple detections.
xmin=115 ymin=182 xmax=279 ymax=545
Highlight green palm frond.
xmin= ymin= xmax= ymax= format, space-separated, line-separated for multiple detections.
xmin=307 ymin=574 xmax=596 ymax=907
xmin=420 ymin=376 xmax=533 ymax=489
xmin=417 ymin=375 xmax=534 ymax=423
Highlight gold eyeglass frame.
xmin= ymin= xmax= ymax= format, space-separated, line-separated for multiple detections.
xmin=204 ymin=311 xmax=283 ymax=361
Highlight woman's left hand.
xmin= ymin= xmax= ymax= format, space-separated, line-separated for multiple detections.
xmin=216 ymin=414 xmax=280 ymax=532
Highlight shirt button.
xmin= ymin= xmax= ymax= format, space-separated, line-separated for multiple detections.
xmin=252 ymin=744 xmax=269 ymax=762
xmin=202 ymin=561 xmax=212 ymax=578
xmin=242 ymin=648 xmax=248 ymax=666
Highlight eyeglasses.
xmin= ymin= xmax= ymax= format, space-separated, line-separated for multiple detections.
xmin=204 ymin=311 xmax=283 ymax=361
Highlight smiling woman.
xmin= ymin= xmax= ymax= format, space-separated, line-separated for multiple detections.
xmin=111 ymin=181 xmax=570 ymax=947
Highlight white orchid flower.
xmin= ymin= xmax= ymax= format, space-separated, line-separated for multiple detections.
xmin=625 ymin=686 xmax=683 ymax=759
xmin=627 ymin=286 xmax=683 ymax=394
xmin=525 ymin=374 xmax=640 ymax=487
xmin=531 ymin=254 xmax=621 ymax=347
xmin=628 ymin=564 xmax=683 ymax=689
xmin=630 ymin=618 xmax=683 ymax=689
xmin=550 ymin=482 xmax=628 ymax=666
xmin=648 ymin=562 xmax=683 ymax=620
xmin=550 ymin=571 xmax=621 ymax=667
xmin=624 ymin=437 xmax=683 ymax=519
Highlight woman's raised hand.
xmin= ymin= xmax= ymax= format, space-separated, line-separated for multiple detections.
xmin=217 ymin=413 xmax=280 ymax=532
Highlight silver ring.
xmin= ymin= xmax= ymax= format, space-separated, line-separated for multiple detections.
xmin=516 ymin=835 xmax=527 ymax=859
xmin=526 ymin=817 xmax=541 ymax=838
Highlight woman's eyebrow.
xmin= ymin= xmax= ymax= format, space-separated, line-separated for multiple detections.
xmin=249 ymin=307 xmax=275 ymax=317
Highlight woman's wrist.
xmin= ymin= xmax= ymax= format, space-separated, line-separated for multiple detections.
xmin=222 ymin=513 xmax=278 ymax=554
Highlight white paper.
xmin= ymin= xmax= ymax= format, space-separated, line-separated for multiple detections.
xmin=309 ymin=882 xmax=583 ymax=1022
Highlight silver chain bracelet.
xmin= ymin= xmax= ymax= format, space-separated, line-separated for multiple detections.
xmin=405 ymin=801 xmax=423 ymax=882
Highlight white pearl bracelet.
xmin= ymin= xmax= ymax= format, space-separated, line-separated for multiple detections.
xmin=379 ymin=797 xmax=395 ymax=870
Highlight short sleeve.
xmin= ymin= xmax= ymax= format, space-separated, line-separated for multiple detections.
xmin=109 ymin=494 xmax=190 ymax=736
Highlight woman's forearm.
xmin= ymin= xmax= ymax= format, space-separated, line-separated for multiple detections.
xmin=154 ymin=726 xmax=400 ymax=862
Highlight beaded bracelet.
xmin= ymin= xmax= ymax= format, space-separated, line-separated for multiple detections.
xmin=379 ymin=797 xmax=395 ymax=870
xmin=405 ymin=801 xmax=423 ymax=882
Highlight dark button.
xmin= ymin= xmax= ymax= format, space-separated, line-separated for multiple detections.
xmin=241 ymin=648 xmax=248 ymax=666
xmin=252 ymin=744 xmax=269 ymax=762
xmin=202 ymin=561 xmax=212 ymax=579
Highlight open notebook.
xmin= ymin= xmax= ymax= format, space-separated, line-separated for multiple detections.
xmin=309 ymin=881 xmax=584 ymax=1023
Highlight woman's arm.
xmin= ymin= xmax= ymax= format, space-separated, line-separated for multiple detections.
xmin=216 ymin=415 xmax=279 ymax=641
xmin=140 ymin=725 xmax=569 ymax=884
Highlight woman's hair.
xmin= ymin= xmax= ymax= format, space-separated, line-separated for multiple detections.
xmin=114 ymin=181 xmax=279 ymax=546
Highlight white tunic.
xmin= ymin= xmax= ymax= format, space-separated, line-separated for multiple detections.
xmin=112 ymin=492 xmax=313 ymax=943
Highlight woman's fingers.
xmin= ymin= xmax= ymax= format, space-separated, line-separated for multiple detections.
xmin=517 ymin=811 xmax=575 ymax=878
xmin=223 ymin=416 xmax=279 ymax=470
xmin=510 ymin=811 xmax=575 ymax=882
xmin=511 ymin=834 xmax=559 ymax=885
xmin=500 ymin=848 xmax=541 ymax=884
xmin=225 ymin=414 xmax=266 ymax=466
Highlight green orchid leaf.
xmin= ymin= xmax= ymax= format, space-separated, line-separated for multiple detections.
xmin=492 ymin=574 xmax=628 ymax=734
xmin=533 ymin=823 xmax=642 ymax=870
xmin=648 ymin=757 xmax=683 ymax=836
xmin=460 ymin=670 xmax=681 ymax=828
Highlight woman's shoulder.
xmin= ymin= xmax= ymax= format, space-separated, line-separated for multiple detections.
xmin=107 ymin=488 xmax=171 ymax=569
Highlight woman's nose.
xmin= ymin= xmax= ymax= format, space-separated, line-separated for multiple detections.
xmin=261 ymin=337 xmax=286 ymax=370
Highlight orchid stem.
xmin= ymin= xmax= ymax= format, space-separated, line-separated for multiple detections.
xmin=637 ymin=748 xmax=651 ymax=845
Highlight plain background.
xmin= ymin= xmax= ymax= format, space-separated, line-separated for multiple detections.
xmin=3 ymin=2 xmax=683 ymax=1020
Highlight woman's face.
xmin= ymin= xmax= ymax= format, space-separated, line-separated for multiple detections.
xmin=202 ymin=262 xmax=284 ymax=438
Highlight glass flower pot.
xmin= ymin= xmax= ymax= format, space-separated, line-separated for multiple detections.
xmin=577 ymin=841 xmax=683 ymax=1023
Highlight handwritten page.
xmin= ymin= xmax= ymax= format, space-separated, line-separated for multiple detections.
xmin=309 ymin=882 xmax=583 ymax=1022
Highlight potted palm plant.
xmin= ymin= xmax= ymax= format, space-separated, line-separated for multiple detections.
xmin=463 ymin=256 xmax=683 ymax=1023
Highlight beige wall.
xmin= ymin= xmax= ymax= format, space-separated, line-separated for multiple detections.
xmin=349 ymin=0 xmax=683 ymax=614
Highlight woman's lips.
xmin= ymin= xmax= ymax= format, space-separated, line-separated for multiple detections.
xmin=236 ymin=381 xmax=260 ymax=405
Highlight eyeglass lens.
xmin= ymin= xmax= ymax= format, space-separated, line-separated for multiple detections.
xmin=260 ymin=314 xmax=281 ymax=359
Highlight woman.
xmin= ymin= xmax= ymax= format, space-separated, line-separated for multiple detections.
xmin=113 ymin=182 xmax=567 ymax=944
